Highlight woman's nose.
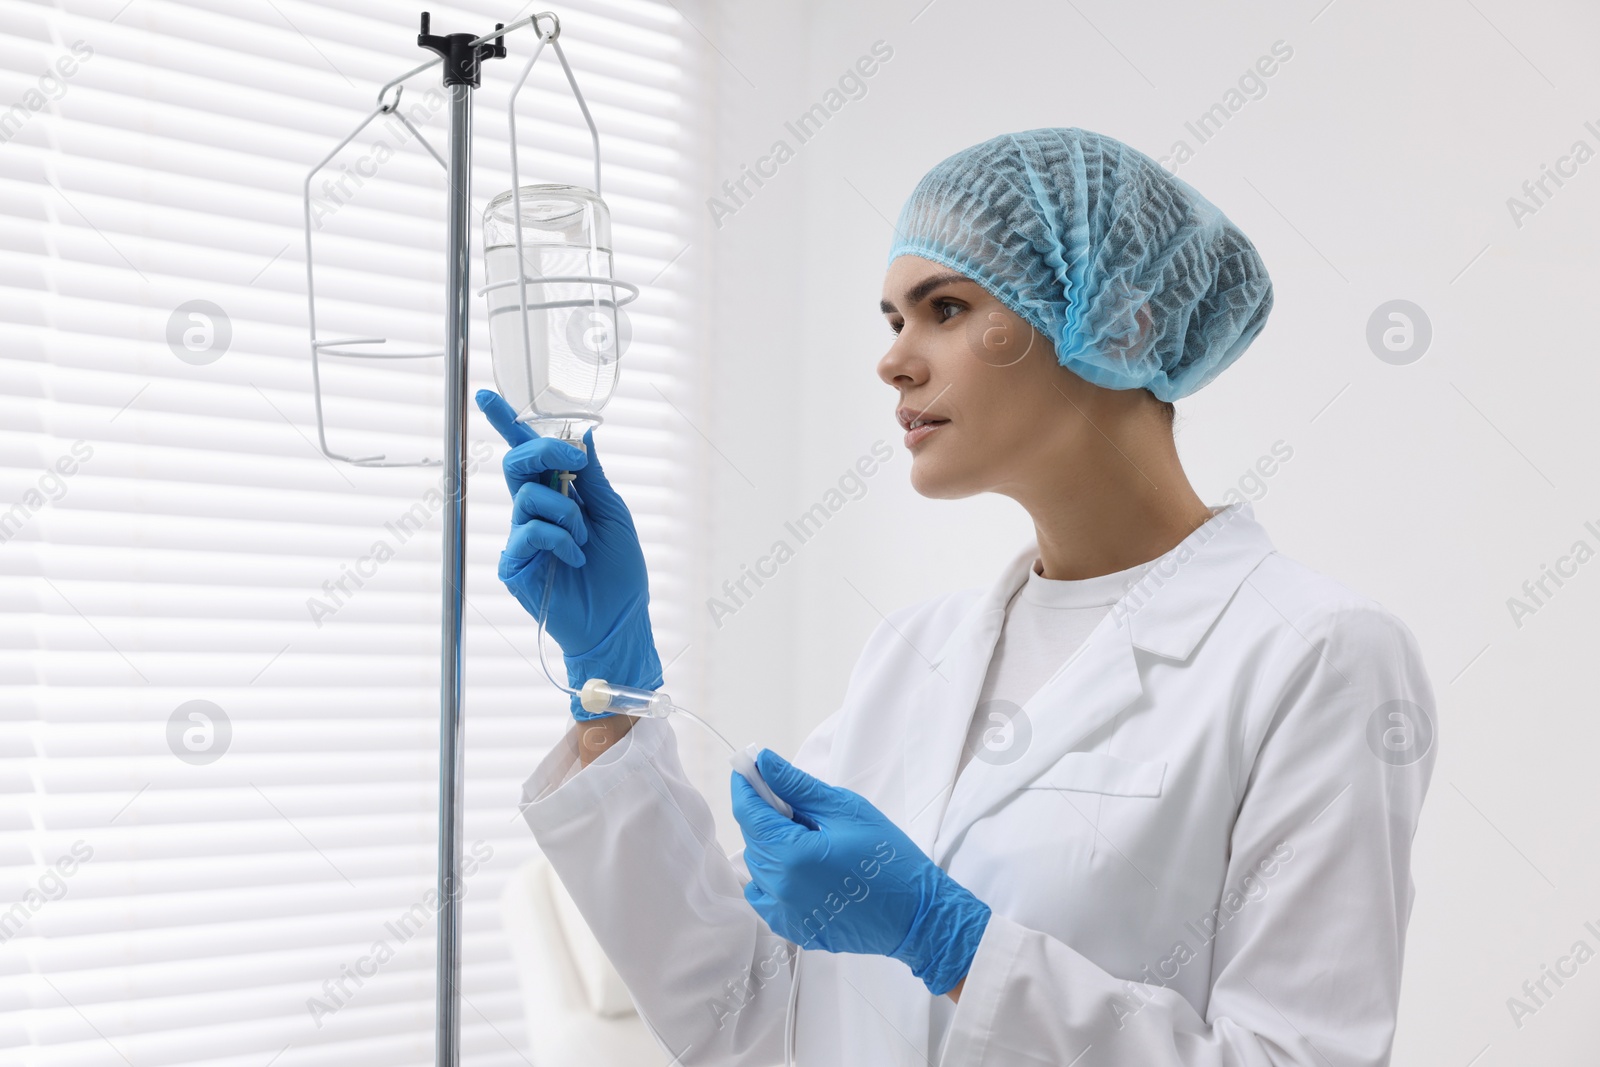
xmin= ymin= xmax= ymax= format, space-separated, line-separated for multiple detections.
xmin=876 ymin=334 xmax=926 ymax=389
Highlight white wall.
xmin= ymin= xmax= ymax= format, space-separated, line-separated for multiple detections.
xmin=701 ymin=1 xmax=1599 ymax=1063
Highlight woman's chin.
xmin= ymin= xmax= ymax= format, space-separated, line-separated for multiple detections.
xmin=909 ymin=460 xmax=978 ymax=500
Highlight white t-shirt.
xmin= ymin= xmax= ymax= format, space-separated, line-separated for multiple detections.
xmin=955 ymin=555 xmax=1155 ymax=778
xmin=930 ymin=553 xmax=1154 ymax=1059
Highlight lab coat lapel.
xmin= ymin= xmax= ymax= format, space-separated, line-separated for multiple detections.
xmin=930 ymin=612 xmax=1141 ymax=868
xmin=899 ymin=542 xmax=1038 ymax=857
xmin=924 ymin=503 xmax=1276 ymax=868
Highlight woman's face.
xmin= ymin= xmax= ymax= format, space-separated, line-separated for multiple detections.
xmin=878 ymin=255 xmax=1137 ymax=501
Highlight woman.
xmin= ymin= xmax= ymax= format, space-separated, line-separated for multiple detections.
xmin=482 ymin=128 xmax=1436 ymax=1066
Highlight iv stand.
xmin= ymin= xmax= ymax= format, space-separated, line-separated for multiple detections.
xmin=304 ymin=11 xmax=629 ymax=1064
xmin=413 ymin=14 xmax=509 ymax=1067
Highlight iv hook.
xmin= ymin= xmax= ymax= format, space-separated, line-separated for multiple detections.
xmin=373 ymin=11 xmax=560 ymax=109
xmin=418 ymin=11 xmax=508 ymax=88
xmin=532 ymin=12 xmax=561 ymax=40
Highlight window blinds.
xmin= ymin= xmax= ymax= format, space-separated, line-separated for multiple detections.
xmin=0 ymin=1 xmax=705 ymax=1063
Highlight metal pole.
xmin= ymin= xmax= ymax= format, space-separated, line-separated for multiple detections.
xmin=435 ymin=75 xmax=472 ymax=1067
xmin=415 ymin=14 xmax=504 ymax=1064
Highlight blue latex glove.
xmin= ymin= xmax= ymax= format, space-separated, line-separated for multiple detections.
xmin=476 ymin=390 xmax=663 ymax=719
xmin=731 ymin=748 xmax=992 ymax=997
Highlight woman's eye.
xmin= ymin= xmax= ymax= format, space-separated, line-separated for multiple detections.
xmin=933 ymin=299 xmax=963 ymax=322
xmin=888 ymin=319 xmax=903 ymax=335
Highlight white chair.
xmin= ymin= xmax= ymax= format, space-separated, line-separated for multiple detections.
xmin=499 ymin=852 xmax=666 ymax=1066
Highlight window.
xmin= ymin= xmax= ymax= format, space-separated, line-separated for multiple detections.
xmin=0 ymin=1 xmax=706 ymax=1061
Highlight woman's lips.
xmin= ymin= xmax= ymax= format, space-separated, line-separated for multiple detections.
xmin=904 ymin=419 xmax=948 ymax=449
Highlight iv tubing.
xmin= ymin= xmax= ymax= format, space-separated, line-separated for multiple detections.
xmin=533 ymin=473 xmax=739 ymax=757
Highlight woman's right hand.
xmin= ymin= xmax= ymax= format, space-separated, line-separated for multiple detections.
xmin=475 ymin=389 xmax=664 ymax=720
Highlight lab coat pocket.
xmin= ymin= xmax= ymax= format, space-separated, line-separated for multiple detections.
xmin=1022 ymin=753 xmax=1167 ymax=878
xmin=971 ymin=753 xmax=1171 ymax=931
xmin=1022 ymin=752 xmax=1166 ymax=798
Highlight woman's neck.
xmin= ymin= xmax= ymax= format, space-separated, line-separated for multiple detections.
xmin=1002 ymin=426 xmax=1214 ymax=582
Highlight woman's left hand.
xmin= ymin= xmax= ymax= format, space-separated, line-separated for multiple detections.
xmin=474 ymin=389 xmax=663 ymax=718
xmin=731 ymin=749 xmax=992 ymax=997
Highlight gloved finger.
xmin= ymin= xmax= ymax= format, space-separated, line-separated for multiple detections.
xmin=742 ymin=879 xmax=788 ymax=927
xmin=475 ymin=389 xmax=535 ymax=448
xmin=505 ymin=518 xmax=586 ymax=568
xmin=498 ymin=546 xmax=545 ymax=586
xmin=502 ymin=437 xmax=589 ymax=496
xmin=742 ymin=886 xmax=817 ymax=949
xmin=741 ymin=878 xmax=802 ymax=933
xmin=573 ymin=428 xmax=633 ymax=527
xmin=754 ymin=749 xmax=853 ymax=820
xmin=512 ymin=481 xmax=588 ymax=546
xmin=731 ymin=770 xmax=808 ymax=844
xmin=498 ymin=555 xmax=553 ymax=622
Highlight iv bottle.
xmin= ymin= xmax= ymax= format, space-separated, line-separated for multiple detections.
xmin=481 ymin=184 xmax=622 ymax=441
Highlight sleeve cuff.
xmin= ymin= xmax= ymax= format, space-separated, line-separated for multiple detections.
xmin=519 ymin=716 xmax=672 ymax=827
xmin=937 ymin=911 xmax=1027 ymax=1065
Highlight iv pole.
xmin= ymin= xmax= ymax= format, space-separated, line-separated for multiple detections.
xmin=415 ymin=14 xmax=504 ymax=1067
xmin=305 ymin=12 xmax=620 ymax=1063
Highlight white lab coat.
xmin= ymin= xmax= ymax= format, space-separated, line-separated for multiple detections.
xmin=520 ymin=503 xmax=1437 ymax=1066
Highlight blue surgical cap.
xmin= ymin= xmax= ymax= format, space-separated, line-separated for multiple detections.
xmin=886 ymin=128 xmax=1273 ymax=401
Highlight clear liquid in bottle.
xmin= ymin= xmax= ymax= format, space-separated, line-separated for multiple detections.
xmin=481 ymin=185 xmax=621 ymax=440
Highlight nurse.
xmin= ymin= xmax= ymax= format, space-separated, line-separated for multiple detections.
xmin=482 ymin=128 xmax=1437 ymax=1066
